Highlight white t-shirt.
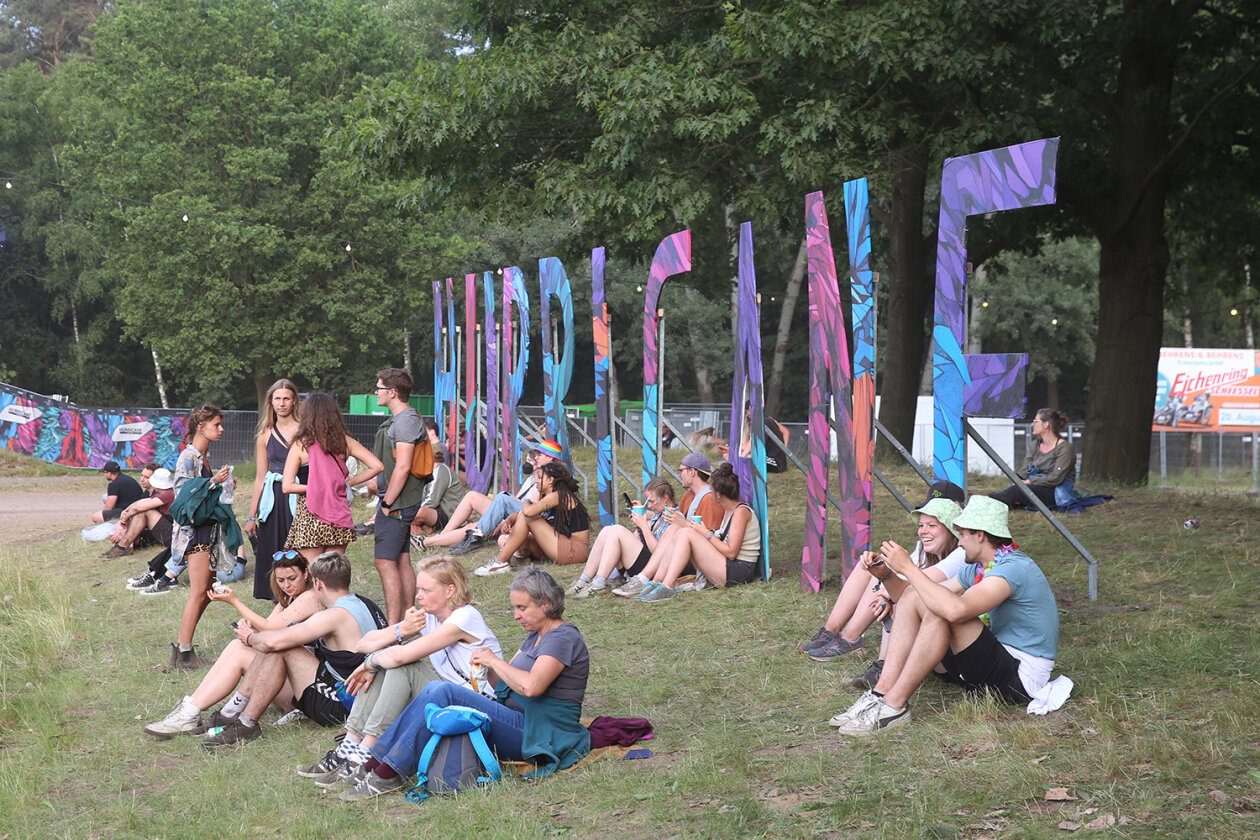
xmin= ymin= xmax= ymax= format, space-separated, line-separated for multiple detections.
xmin=423 ymin=605 xmax=502 ymax=697
xmin=915 ymin=543 xmax=967 ymax=582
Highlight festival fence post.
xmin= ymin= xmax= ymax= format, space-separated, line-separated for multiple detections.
xmin=463 ymin=271 xmax=498 ymax=494
xmin=591 ymin=247 xmax=617 ymax=526
xmin=501 ymin=266 xmax=530 ymax=491
xmin=540 ymin=257 xmax=575 ymax=465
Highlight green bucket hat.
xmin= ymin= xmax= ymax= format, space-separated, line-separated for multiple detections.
xmin=951 ymin=496 xmax=1013 ymax=540
xmin=911 ymin=497 xmax=963 ymax=538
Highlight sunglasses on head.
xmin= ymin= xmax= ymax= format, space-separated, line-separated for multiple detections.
xmin=273 ymin=550 xmax=301 ymax=562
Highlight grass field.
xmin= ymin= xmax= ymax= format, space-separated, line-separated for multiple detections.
xmin=1 ymin=447 xmax=1258 ymax=839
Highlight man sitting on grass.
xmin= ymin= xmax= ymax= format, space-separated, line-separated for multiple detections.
xmin=200 ymin=551 xmax=386 ymax=748
xmin=102 ymin=464 xmax=175 ymax=559
xmin=408 ymin=443 xmax=467 ymax=542
xmin=829 ymin=496 xmax=1066 ymax=735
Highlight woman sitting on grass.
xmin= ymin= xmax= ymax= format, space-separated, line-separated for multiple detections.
xmin=142 ymin=552 xmax=321 ymax=738
xmin=567 ymin=477 xmax=675 ymax=598
xmin=635 ymin=462 xmax=759 ymax=602
xmin=477 ymin=461 xmax=591 ymax=576
xmin=339 ymin=567 xmax=590 ymax=801
xmin=799 ymin=483 xmax=967 ymax=689
xmin=282 ymin=393 xmax=383 ymax=560
xmin=295 ymin=555 xmax=502 ymax=791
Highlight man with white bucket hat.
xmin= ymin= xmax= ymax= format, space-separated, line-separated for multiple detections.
xmin=830 ymin=495 xmax=1068 ymax=735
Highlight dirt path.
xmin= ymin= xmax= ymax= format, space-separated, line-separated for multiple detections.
xmin=0 ymin=475 xmax=103 ymax=542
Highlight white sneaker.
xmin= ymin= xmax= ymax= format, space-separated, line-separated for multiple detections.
xmin=612 ymin=576 xmax=649 ymax=598
xmin=834 ymin=700 xmax=911 ymax=736
xmin=573 ymin=582 xmax=605 ymax=599
xmin=828 ymin=690 xmax=881 ymax=727
xmin=143 ymin=696 xmax=202 ymax=739
xmin=566 ymin=578 xmax=590 ymax=595
xmin=273 ymin=709 xmax=307 ymax=726
xmin=474 ymin=558 xmax=511 ymax=576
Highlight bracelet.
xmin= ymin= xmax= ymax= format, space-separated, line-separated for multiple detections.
xmin=366 ymin=652 xmax=380 ymax=673
xmin=246 ymin=632 xmax=257 ymax=647
xmin=394 ymin=624 xmax=403 ymax=644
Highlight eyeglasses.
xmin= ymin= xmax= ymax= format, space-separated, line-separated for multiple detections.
xmin=374 ymin=384 xmax=392 ymax=392
xmin=273 ymin=550 xmax=301 ymax=561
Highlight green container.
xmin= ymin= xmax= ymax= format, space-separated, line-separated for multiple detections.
xmin=349 ymin=394 xmax=436 ymax=416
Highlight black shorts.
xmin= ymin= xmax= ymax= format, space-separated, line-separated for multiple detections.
xmin=101 ymin=508 xmax=122 ymax=521
xmin=626 ymin=545 xmax=651 ymax=578
xmin=433 ymin=506 xmax=450 ymax=530
xmin=725 ymin=559 xmax=757 ymax=586
xmin=141 ymin=516 xmax=174 ymax=548
xmin=294 ymin=661 xmax=352 ymax=727
xmin=374 ymin=503 xmax=419 ymax=562
xmin=940 ymin=625 xmax=1032 ymax=704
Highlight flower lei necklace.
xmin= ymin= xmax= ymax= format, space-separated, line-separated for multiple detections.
xmin=975 ymin=542 xmax=1017 ymax=626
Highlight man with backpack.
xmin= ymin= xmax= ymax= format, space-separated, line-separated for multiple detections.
xmin=372 ymin=367 xmax=429 ymax=623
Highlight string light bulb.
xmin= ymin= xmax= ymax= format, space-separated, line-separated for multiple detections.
xmin=1231 ymin=308 xmax=1239 ymax=317
xmin=4 ymin=181 xmax=11 ymax=189
xmin=981 ymin=300 xmax=989 ymax=308
xmin=636 ymin=285 xmax=644 ymax=293
xmin=345 ymin=243 xmax=352 ymax=252
xmin=182 ymin=213 xmax=189 ymax=222
xmin=1051 ymin=318 xmax=1058 ymax=325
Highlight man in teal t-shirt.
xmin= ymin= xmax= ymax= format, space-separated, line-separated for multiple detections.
xmin=830 ymin=496 xmax=1060 ymax=736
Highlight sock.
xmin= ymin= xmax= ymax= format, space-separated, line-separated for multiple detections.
xmin=363 ymin=758 xmax=380 ymax=773
xmin=178 ymin=643 xmax=192 ymax=653
xmin=334 ymin=734 xmax=360 ymax=759
xmin=576 ymin=574 xmax=592 ymax=585
xmin=349 ymin=743 xmax=373 ymax=764
xmin=607 ymin=570 xmax=622 ymax=581
xmin=238 ymin=713 xmax=257 ymax=728
xmin=591 ymin=576 xmax=606 ymax=588
xmin=634 ymin=573 xmax=650 ymax=585
xmin=221 ymin=692 xmax=248 ymax=717
xmin=374 ymin=762 xmax=398 ymax=780
xmin=180 ymin=696 xmax=200 ymax=715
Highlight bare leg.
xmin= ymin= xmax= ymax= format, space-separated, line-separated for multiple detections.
xmin=660 ymin=528 xmax=728 ymax=588
xmin=375 ymin=556 xmax=404 ymax=624
xmin=190 ymin=640 xmax=257 ymax=709
xmin=595 ymin=528 xmax=644 ymax=579
xmin=178 ymin=550 xmax=213 ymax=646
xmin=872 ymin=588 xmax=952 ymax=709
xmin=242 ymin=647 xmax=318 ymax=720
xmin=580 ymin=527 xmax=618 ymax=578
xmin=824 ymin=566 xmax=873 ymax=633
xmin=436 ymin=491 xmax=491 ymax=537
xmin=637 ymin=529 xmax=680 ymax=580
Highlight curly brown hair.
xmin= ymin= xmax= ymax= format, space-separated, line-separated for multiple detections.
xmin=293 ymin=393 xmax=348 ymax=458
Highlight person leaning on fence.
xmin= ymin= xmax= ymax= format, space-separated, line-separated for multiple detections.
xmin=567 ymin=476 xmax=676 ymax=599
xmin=635 ymin=462 xmax=760 ymax=602
xmin=339 ymin=566 xmax=590 ymax=801
xmin=800 ymin=481 xmax=967 ymax=677
xmin=142 ymin=551 xmax=321 ymax=739
xmin=828 ymin=496 xmax=1069 ymax=736
xmin=296 ymin=555 xmax=503 ymax=792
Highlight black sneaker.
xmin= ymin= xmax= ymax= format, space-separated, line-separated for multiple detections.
xmin=353 ymin=521 xmax=374 ymax=536
xmin=851 ymin=659 xmax=884 ymax=690
xmin=202 ymin=719 xmax=261 ymax=749
xmin=126 ymin=571 xmax=158 ymax=591
xmin=139 ymin=575 xmax=179 ymax=596
xmin=449 ymin=530 xmax=485 ymax=556
xmin=191 ymin=708 xmax=234 ymax=736
xmin=298 ymin=748 xmax=343 ymax=778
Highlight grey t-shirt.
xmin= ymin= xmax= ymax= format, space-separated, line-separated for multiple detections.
xmin=507 ymin=622 xmax=589 ymax=705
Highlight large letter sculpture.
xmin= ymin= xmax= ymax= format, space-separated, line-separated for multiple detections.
xmin=539 ymin=257 xmax=575 ymax=462
xmin=463 ymin=272 xmax=498 ymax=494
xmin=802 ymin=191 xmax=857 ymax=591
xmin=933 ymin=138 xmax=1059 ymax=485
xmin=591 ymin=247 xmax=616 ymax=525
xmin=845 ymin=179 xmax=876 ymax=572
xmin=433 ymin=278 xmax=458 ymax=446
xmin=726 ymin=222 xmax=770 ymax=580
xmin=641 ymin=231 xmax=692 ymax=486
xmin=501 ymin=266 xmax=530 ymax=490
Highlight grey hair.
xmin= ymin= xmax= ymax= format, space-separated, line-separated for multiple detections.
xmin=510 ymin=566 xmax=565 ymax=619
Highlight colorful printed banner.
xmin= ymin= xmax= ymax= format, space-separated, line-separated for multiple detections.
xmin=1153 ymin=348 xmax=1260 ymax=431
xmin=0 ymin=382 xmax=185 ymax=469
xmin=641 ymin=231 xmax=692 ymax=486
xmin=591 ymin=247 xmax=616 ymax=526
xmin=540 ymin=257 xmax=575 ymax=461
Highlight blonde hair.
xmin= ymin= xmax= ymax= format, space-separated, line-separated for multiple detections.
xmin=256 ymin=379 xmax=301 ymax=436
xmin=415 ymin=555 xmax=472 ymax=609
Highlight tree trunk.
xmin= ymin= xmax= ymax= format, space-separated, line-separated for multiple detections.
xmin=765 ymin=236 xmax=807 ymax=419
xmin=875 ymin=141 xmax=930 ymax=458
xmin=1081 ymin=5 xmax=1175 ymax=484
xmin=152 ymin=349 xmax=169 ymax=409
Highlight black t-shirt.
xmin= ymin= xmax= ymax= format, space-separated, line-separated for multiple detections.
xmin=107 ymin=474 xmax=146 ymax=510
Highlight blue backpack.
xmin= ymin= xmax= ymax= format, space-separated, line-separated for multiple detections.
xmin=403 ymin=703 xmax=502 ymax=802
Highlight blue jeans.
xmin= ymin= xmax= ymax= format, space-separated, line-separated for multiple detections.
xmin=371 ymin=681 xmax=525 ymax=775
xmin=478 ymin=494 xmax=524 ymax=534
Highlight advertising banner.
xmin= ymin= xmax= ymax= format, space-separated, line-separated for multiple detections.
xmin=1153 ymin=348 xmax=1260 ymax=431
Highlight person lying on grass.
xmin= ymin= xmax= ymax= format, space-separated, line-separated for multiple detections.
xmin=800 ymin=481 xmax=967 ymax=686
xmin=143 ymin=552 xmax=321 ymax=738
xmin=634 ymin=463 xmax=760 ymax=602
xmin=296 ymin=555 xmax=502 ymax=792
xmin=338 ymin=566 xmax=590 ymax=802
xmin=829 ymin=496 xmax=1065 ymax=736
xmin=196 ymin=551 xmax=386 ymax=748
xmin=566 ymin=476 xmax=675 ymax=599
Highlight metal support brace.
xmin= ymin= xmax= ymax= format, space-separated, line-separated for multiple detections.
xmin=614 ymin=414 xmax=681 ymax=485
xmin=963 ymin=418 xmax=1098 ymax=600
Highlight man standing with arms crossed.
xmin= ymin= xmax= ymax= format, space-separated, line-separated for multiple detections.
xmin=371 ymin=368 xmax=428 ymax=624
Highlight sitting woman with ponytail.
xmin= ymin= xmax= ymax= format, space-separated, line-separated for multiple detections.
xmin=990 ymin=408 xmax=1079 ymax=508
